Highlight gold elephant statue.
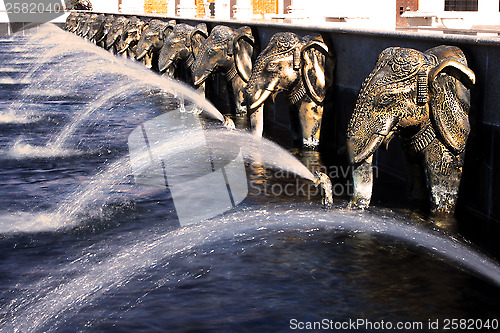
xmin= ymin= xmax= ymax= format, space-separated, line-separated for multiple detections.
xmin=347 ymin=45 xmax=475 ymax=214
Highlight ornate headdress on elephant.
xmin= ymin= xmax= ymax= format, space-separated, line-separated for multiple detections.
xmin=105 ymin=16 xmax=129 ymax=52
xmin=135 ymin=19 xmax=176 ymax=70
xmin=117 ymin=16 xmax=145 ymax=58
xmin=157 ymin=23 xmax=209 ymax=78
xmin=192 ymin=25 xmax=255 ymax=115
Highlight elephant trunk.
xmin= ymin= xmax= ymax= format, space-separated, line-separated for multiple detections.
xmin=106 ymin=35 xmax=119 ymax=50
xmin=313 ymin=171 xmax=333 ymax=209
xmin=159 ymin=58 xmax=174 ymax=74
xmin=194 ymin=70 xmax=212 ymax=87
xmin=118 ymin=39 xmax=131 ymax=54
xmin=348 ymin=156 xmax=374 ymax=209
xmin=192 ymin=50 xmax=217 ymax=87
xmin=347 ymin=114 xmax=395 ymax=164
xmin=347 ymin=110 xmax=396 ymax=209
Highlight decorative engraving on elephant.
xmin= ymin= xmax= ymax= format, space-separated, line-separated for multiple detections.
xmin=96 ymin=15 xmax=116 ymax=48
xmin=74 ymin=13 xmax=90 ymax=36
xmin=80 ymin=13 xmax=98 ymax=39
xmin=244 ymin=32 xmax=335 ymax=148
xmin=135 ymin=19 xmax=176 ymax=70
xmin=346 ymin=45 xmax=475 ymax=214
xmin=158 ymin=23 xmax=208 ymax=83
xmin=64 ymin=0 xmax=93 ymax=11
xmin=117 ymin=16 xmax=145 ymax=59
xmin=64 ymin=12 xmax=78 ymax=32
xmin=87 ymin=14 xmax=106 ymax=44
xmin=192 ymin=25 xmax=255 ymax=115
xmin=105 ymin=16 xmax=129 ymax=54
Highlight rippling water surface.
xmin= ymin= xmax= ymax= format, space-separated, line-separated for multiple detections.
xmin=0 ymin=25 xmax=499 ymax=333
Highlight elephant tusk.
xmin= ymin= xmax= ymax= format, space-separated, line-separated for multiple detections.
xmin=118 ymin=42 xmax=130 ymax=54
xmin=136 ymin=50 xmax=147 ymax=61
xmin=194 ymin=70 xmax=212 ymax=86
xmin=249 ymin=79 xmax=279 ymax=110
xmin=349 ymin=134 xmax=385 ymax=164
xmin=249 ymin=89 xmax=273 ymax=110
xmin=159 ymin=59 xmax=174 ymax=73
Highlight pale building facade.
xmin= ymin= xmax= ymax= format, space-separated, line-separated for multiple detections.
xmin=402 ymin=0 xmax=500 ymax=28
xmin=89 ymin=0 xmax=500 ymax=30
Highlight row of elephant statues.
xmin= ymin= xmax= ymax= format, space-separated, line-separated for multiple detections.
xmin=65 ymin=12 xmax=476 ymax=216
xmin=65 ymin=12 xmax=333 ymax=149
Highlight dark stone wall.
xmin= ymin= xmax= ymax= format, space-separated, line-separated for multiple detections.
xmin=4 ymin=17 xmax=500 ymax=230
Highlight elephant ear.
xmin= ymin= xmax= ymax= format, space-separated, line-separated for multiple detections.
xmin=299 ymin=35 xmax=334 ymax=105
xmin=427 ymin=49 xmax=475 ymax=155
xmin=189 ymin=23 xmax=209 ymax=57
xmin=230 ymin=26 xmax=255 ymax=83
xmin=160 ymin=20 xmax=176 ymax=40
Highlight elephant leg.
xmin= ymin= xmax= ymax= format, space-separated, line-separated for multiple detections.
xmin=298 ymin=100 xmax=322 ymax=149
xmin=423 ymin=140 xmax=464 ymax=214
xmin=349 ymin=155 xmax=374 ymax=209
xmin=143 ymin=54 xmax=152 ymax=69
xmin=195 ymin=82 xmax=205 ymax=97
xmin=164 ymin=66 xmax=175 ymax=77
xmin=249 ymin=105 xmax=264 ymax=138
xmin=230 ymin=77 xmax=247 ymax=116
xmin=404 ymin=149 xmax=428 ymax=211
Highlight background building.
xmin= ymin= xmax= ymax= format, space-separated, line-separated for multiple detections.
xmin=402 ymin=0 xmax=500 ymax=29
xmin=85 ymin=0 xmax=500 ymax=30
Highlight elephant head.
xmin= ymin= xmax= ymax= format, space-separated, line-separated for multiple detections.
xmin=346 ymin=45 xmax=475 ymax=213
xmin=245 ymin=32 xmax=334 ymax=148
xmin=68 ymin=13 xmax=82 ymax=33
xmin=75 ymin=13 xmax=89 ymax=35
xmin=192 ymin=25 xmax=254 ymax=115
xmin=98 ymin=15 xmax=115 ymax=44
xmin=135 ymin=19 xmax=175 ymax=62
xmin=88 ymin=14 xmax=106 ymax=43
xmin=117 ymin=16 xmax=145 ymax=57
xmin=65 ymin=12 xmax=77 ymax=31
xmin=105 ymin=16 xmax=129 ymax=51
xmin=81 ymin=13 xmax=97 ymax=38
xmin=158 ymin=23 xmax=208 ymax=76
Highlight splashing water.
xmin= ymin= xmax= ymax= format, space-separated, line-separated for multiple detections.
xmin=0 ymin=126 xmax=315 ymax=233
xmin=2 ymin=205 xmax=500 ymax=332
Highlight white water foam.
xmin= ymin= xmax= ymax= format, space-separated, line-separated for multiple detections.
xmin=0 ymin=111 xmax=41 ymax=124
xmin=7 ymin=139 xmax=83 ymax=159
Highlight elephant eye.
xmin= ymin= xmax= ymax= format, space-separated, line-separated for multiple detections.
xmin=377 ymin=95 xmax=394 ymax=107
xmin=267 ymin=62 xmax=279 ymax=72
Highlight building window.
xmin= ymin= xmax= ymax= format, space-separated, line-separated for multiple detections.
xmin=252 ymin=0 xmax=278 ymax=15
xmin=445 ymin=0 xmax=478 ymax=11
